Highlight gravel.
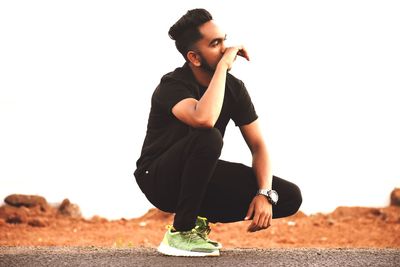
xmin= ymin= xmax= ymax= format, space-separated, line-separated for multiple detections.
xmin=0 ymin=247 xmax=399 ymax=267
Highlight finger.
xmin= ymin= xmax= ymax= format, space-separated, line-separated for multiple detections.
xmin=244 ymin=202 xmax=254 ymax=220
xmin=249 ymin=212 xmax=261 ymax=232
xmin=257 ymin=213 xmax=267 ymax=229
xmin=253 ymin=212 xmax=261 ymax=227
xmin=247 ymin=220 xmax=255 ymax=232
xmin=249 ymin=226 xmax=258 ymax=232
xmin=247 ymin=223 xmax=259 ymax=232
xmin=247 ymin=214 xmax=259 ymax=232
xmin=247 ymin=215 xmax=258 ymax=232
xmin=238 ymin=47 xmax=250 ymax=61
xmin=263 ymin=215 xmax=270 ymax=229
xmin=268 ymin=214 xmax=273 ymax=228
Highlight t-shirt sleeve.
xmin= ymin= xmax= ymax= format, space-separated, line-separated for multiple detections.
xmin=231 ymin=80 xmax=258 ymax=126
xmin=153 ymin=81 xmax=196 ymax=114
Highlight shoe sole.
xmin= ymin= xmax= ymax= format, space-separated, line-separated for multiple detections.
xmin=208 ymin=241 xmax=222 ymax=249
xmin=157 ymin=243 xmax=220 ymax=257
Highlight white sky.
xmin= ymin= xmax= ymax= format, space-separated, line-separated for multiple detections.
xmin=1 ymin=1 xmax=399 ymax=219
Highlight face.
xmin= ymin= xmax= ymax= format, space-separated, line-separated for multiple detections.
xmin=192 ymin=20 xmax=227 ymax=73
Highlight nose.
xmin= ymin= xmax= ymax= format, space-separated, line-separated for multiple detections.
xmin=221 ymin=41 xmax=226 ymax=54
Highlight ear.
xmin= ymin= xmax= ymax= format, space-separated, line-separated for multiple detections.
xmin=187 ymin=51 xmax=201 ymax=67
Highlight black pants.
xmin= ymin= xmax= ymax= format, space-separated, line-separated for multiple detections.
xmin=135 ymin=128 xmax=302 ymax=231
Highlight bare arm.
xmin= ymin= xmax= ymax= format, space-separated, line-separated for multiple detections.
xmin=239 ymin=119 xmax=274 ymax=232
xmin=172 ymin=62 xmax=228 ymax=128
xmin=172 ymin=46 xmax=250 ymax=128
xmin=240 ymin=119 xmax=273 ymax=189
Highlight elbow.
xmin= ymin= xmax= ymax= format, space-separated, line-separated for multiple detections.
xmin=190 ymin=107 xmax=218 ymax=128
xmin=194 ymin=117 xmax=216 ymax=128
xmin=192 ymin=113 xmax=217 ymax=128
xmin=191 ymin=103 xmax=218 ymax=128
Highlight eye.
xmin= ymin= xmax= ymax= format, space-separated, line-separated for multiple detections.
xmin=210 ymin=36 xmax=227 ymax=47
xmin=211 ymin=40 xmax=220 ymax=47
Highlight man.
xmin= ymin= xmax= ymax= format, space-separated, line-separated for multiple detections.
xmin=134 ymin=8 xmax=302 ymax=257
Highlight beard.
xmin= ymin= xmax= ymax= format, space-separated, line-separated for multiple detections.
xmin=198 ymin=53 xmax=216 ymax=74
xmin=198 ymin=53 xmax=231 ymax=73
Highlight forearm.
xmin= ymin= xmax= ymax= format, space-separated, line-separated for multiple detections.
xmin=194 ymin=62 xmax=228 ymax=126
xmin=252 ymin=143 xmax=273 ymax=189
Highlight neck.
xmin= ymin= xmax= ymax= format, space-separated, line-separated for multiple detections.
xmin=188 ymin=63 xmax=213 ymax=87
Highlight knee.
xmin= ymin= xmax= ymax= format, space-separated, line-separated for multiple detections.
xmin=192 ymin=128 xmax=223 ymax=157
xmin=289 ymin=184 xmax=303 ymax=215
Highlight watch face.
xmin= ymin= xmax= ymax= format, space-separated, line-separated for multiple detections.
xmin=269 ymin=190 xmax=279 ymax=203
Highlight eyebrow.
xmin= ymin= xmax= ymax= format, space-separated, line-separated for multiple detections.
xmin=208 ymin=34 xmax=227 ymax=46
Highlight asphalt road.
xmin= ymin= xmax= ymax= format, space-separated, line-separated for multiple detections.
xmin=0 ymin=247 xmax=399 ymax=267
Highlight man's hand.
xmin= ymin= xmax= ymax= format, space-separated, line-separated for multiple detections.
xmin=218 ymin=46 xmax=250 ymax=70
xmin=245 ymin=194 xmax=273 ymax=232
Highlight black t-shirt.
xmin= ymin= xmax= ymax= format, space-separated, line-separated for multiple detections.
xmin=134 ymin=63 xmax=258 ymax=176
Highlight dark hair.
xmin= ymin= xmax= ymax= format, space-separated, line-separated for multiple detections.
xmin=168 ymin=9 xmax=213 ymax=61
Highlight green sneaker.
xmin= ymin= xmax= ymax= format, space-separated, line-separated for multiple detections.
xmin=157 ymin=227 xmax=220 ymax=257
xmin=195 ymin=216 xmax=223 ymax=249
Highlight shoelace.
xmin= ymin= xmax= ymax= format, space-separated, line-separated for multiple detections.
xmin=195 ymin=224 xmax=211 ymax=239
xmin=166 ymin=224 xmax=207 ymax=241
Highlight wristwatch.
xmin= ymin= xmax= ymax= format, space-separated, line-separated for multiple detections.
xmin=257 ymin=189 xmax=279 ymax=205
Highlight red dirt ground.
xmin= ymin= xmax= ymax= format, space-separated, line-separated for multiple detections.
xmin=1 ymin=204 xmax=399 ymax=248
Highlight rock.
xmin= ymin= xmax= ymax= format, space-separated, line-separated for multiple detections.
xmin=327 ymin=218 xmax=336 ymax=226
xmin=29 ymin=205 xmax=53 ymax=216
xmin=331 ymin=206 xmax=373 ymax=219
xmin=4 ymin=194 xmax=49 ymax=212
xmin=289 ymin=211 xmax=307 ymax=219
xmin=28 ymin=218 xmax=48 ymax=227
xmin=390 ymin=188 xmax=400 ymax=206
xmin=369 ymin=208 xmax=385 ymax=218
xmin=0 ymin=205 xmax=28 ymax=224
xmin=0 ymin=205 xmax=17 ymax=220
xmin=89 ymin=215 xmax=108 ymax=223
xmin=6 ymin=213 xmax=27 ymax=224
xmin=58 ymin=199 xmax=81 ymax=218
xmin=138 ymin=208 xmax=173 ymax=221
